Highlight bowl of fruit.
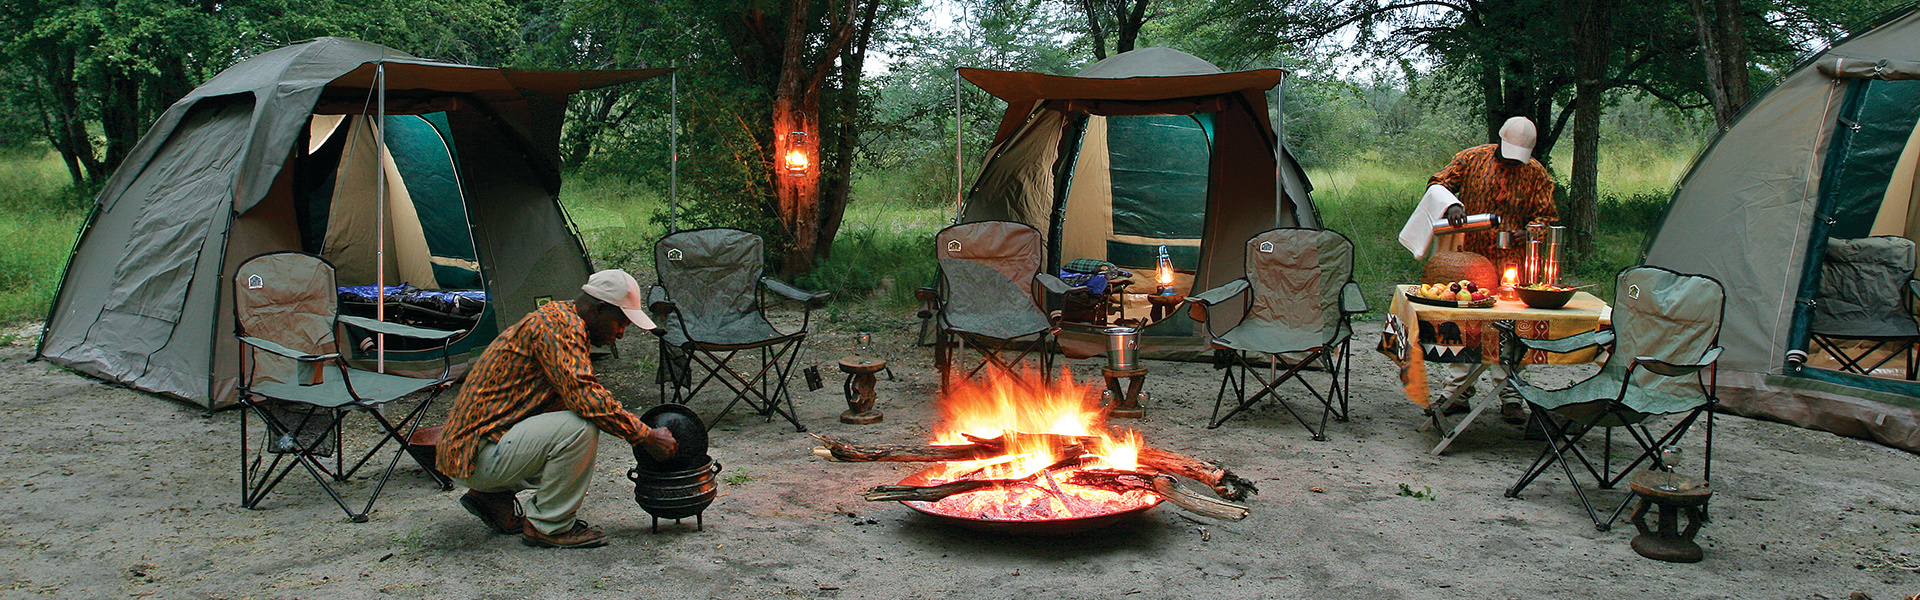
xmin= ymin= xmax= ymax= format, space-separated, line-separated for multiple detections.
xmin=1408 ymin=280 xmax=1496 ymax=308
xmin=1515 ymin=283 xmax=1576 ymax=309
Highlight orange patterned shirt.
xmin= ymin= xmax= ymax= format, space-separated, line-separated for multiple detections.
xmin=1428 ymin=144 xmax=1558 ymax=265
xmin=435 ymin=301 xmax=649 ymax=479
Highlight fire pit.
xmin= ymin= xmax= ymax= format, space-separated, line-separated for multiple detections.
xmin=893 ymin=464 xmax=1161 ymax=535
xmin=817 ymin=370 xmax=1254 ymax=534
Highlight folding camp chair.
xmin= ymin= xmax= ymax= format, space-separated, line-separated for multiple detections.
xmin=1189 ymin=228 xmax=1367 ymax=439
xmin=921 ymin=221 xmax=1081 ymax=391
xmin=651 ymin=228 xmax=828 ymax=432
xmin=233 ymin=251 xmax=461 ymax=522
xmin=1808 ymin=236 xmax=1919 ymax=379
xmin=1502 ymin=265 xmax=1724 ymax=531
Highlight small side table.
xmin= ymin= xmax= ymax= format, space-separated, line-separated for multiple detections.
xmin=1626 ymin=470 xmax=1713 ymax=563
xmin=837 ymin=357 xmax=887 ymax=424
xmin=1102 ymin=366 xmax=1148 ymax=419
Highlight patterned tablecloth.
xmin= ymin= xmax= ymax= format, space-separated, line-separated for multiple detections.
xmin=1379 ymin=286 xmax=1609 ymax=407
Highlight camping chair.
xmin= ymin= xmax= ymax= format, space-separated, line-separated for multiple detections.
xmin=1189 ymin=228 xmax=1366 ymax=439
xmin=1808 ymin=236 xmax=1919 ymax=380
xmin=233 ymin=251 xmax=461 ymax=522
xmin=921 ymin=221 xmax=1081 ymax=391
xmin=650 ymin=228 xmax=828 ymax=432
xmin=1501 ymin=265 xmax=1723 ymax=531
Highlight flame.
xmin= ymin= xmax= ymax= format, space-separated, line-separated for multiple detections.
xmin=1157 ymin=265 xmax=1173 ymax=286
xmin=1503 ymin=267 xmax=1519 ymax=286
xmin=784 ymin=149 xmax=810 ymax=173
xmin=912 ymin=369 xmax=1155 ymax=520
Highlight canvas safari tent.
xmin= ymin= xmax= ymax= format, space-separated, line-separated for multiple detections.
xmin=35 ymin=37 xmax=669 ymax=409
xmin=1645 ymin=7 xmax=1920 ymax=452
xmin=958 ymin=47 xmax=1319 ymax=359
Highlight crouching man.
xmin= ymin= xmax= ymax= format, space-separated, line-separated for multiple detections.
xmin=435 ymin=269 xmax=676 ymax=548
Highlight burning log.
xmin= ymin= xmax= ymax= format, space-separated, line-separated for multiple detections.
xmin=812 ymin=433 xmax=1257 ymax=501
xmin=861 ymin=468 xmax=1249 ymax=521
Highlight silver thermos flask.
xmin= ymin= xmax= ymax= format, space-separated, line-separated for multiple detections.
xmin=1430 ymin=213 xmax=1501 ymax=235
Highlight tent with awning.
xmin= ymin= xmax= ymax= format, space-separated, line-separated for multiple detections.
xmin=1644 ymin=6 xmax=1920 ymax=452
xmin=958 ymin=47 xmax=1319 ymax=359
xmin=35 ymin=37 xmax=669 ymax=408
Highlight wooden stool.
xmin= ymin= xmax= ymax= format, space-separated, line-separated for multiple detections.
xmin=1627 ymin=470 xmax=1713 ymax=563
xmin=1102 ymin=366 xmax=1148 ymax=419
xmin=837 ymin=357 xmax=887 ymax=424
xmin=1147 ymin=293 xmax=1185 ymax=322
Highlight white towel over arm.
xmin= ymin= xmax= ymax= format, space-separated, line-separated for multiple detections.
xmin=1398 ymin=184 xmax=1463 ymax=259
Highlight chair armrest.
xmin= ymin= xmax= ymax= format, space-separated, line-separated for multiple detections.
xmin=339 ymin=315 xmax=464 ymax=340
xmin=1341 ymin=281 xmax=1368 ymax=314
xmin=1908 ymin=280 xmax=1919 ymax=307
xmin=1188 ymin=279 xmax=1250 ymax=306
xmin=1035 ymin=272 xmax=1084 ymax=296
xmin=647 ymin=285 xmax=677 ymax=315
xmin=1633 ymin=346 xmax=1723 ymax=377
xmin=1511 ymin=328 xmax=1615 ymax=354
xmin=238 ymin=336 xmax=340 ymax=362
xmin=762 ymin=277 xmax=830 ymax=305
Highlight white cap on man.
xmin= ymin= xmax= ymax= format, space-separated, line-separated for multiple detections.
xmin=1498 ymin=116 xmax=1537 ymax=163
xmin=580 ymin=269 xmax=659 ymax=330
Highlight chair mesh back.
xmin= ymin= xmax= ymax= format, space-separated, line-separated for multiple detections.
xmin=656 ymin=229 xmax=767 ymax=337
xmin=1242 ymin=228 xmax=1352 ymax=337
xmin=1609 ymin=266 xmax=1724 ymax=414
xmin=233 ymin=252 xmax=338 ymax=385
xmin=1811 ymin=236 xmax=1919 ymax=338
xmin=937 ymin=221 xmax=1044 ymax=305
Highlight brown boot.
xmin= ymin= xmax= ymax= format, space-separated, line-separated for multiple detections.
xmin=521 ymin=520 xmax=608 ymax=549
xmin=459 ymin=490 xmax=524 ymax=535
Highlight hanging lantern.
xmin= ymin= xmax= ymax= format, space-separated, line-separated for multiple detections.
xmin=785 ymin=131 xmax=810 ymax=177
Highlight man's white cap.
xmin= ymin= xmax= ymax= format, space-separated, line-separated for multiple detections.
xmin=581 ymin=269 xmax=658 ymax=330
xmin=1498 ymin=116 xmax=1537 ymax=163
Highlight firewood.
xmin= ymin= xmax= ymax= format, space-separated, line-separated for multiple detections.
xmin=1067 ymin=470 xmax=1250 ymax=521
xmin=812 ymin=433 xmax=1258 ymax=501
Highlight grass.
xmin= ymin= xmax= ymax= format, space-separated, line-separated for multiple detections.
xmin=0 ymin=147 xmax=87 ymax=324
xmin=0 ymin=140 xmax=1695 ymax=329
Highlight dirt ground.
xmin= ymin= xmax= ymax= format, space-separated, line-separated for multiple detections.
xmin=0 ymin=313 xmax=1917 ymax=600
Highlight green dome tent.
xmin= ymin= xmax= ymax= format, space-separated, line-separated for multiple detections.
xmin=35 ymin=37 xmax=669 ymax=409
xmin=1645 ymin=8 xmax=1920 ymax=452
xmin=958 ymin=47 xmax=1318 ymax=360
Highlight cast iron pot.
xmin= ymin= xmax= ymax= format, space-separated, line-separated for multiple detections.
xmin=627 ymin=456 xmax=720 ymax=520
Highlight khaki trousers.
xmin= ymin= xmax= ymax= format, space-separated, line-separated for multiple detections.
xmin=452 ymin=411 xmax=599 ymax=535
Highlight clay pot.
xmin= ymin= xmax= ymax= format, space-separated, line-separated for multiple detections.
xmin=1422 ymin=251 xmax=1498 ymax=292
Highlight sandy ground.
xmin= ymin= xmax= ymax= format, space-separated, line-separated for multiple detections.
xmin=0 ymin=314 xmax=1917 ymax=600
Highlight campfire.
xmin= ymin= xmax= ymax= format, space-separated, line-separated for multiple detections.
xmin=814 ymin=370 xmax=1254 ymax=531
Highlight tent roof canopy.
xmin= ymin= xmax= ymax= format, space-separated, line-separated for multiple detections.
xmin=960 ymin=47 xmax=1284 ymax=103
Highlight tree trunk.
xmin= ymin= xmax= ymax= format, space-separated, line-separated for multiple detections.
xmin=770 ymin=0 xmax=861 ymax=274
xmin=1079 ymin=0 xmax=1108 ymax=60
xmin=1567 ymin=0 xmax=1613 ymax=259
xmin=1689 ymin=0 xmax=1749 ymax=129
xmin=1113 ymin=0 xmax=1150 ymax=55
xmin=814 ymin=0 xmax=882 ymax=262
xmin=100 ymin=69 xmax=142 ymax=176
xmin=40 ymin=47 xmax=101 ymax=186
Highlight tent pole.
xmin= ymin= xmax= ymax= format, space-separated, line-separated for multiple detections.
xmin=670 ymin=65 xmax=680 ymax=233
xmin=953 ymin=68 xmax=963 ymax=223
xmin=376 ymin=62 xmax=387 ymax=372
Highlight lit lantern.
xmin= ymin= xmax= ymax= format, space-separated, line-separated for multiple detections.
xmin=1154 ymin=245 xmax=1176 ymax=296
xmin=785 ymin=130 xmax=810 ymax=177
xmin=784 ymin=148 xmax=810 ymax=177
xmin=1500 ymin=265 xmax=1520 ymax=301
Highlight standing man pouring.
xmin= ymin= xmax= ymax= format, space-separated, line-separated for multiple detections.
xmin=1404 ymin=116 xmax=1558 ymax=423
xmin=436 ymin=269 xmax=676 ymax=548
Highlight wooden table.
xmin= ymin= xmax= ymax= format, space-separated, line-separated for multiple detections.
xmin=1382 ymin=286 xmax=1610 ymax=455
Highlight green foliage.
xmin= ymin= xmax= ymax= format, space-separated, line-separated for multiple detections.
xmin=0 ymin=147 xmax=86 ymax=324
xmin=723 ymin=469 xmax=753 ymax=486
xmin=1396 ymin=483 xmax=1435 ymax=500
xmin=794 ymin=187 xmax=948 ymax=308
